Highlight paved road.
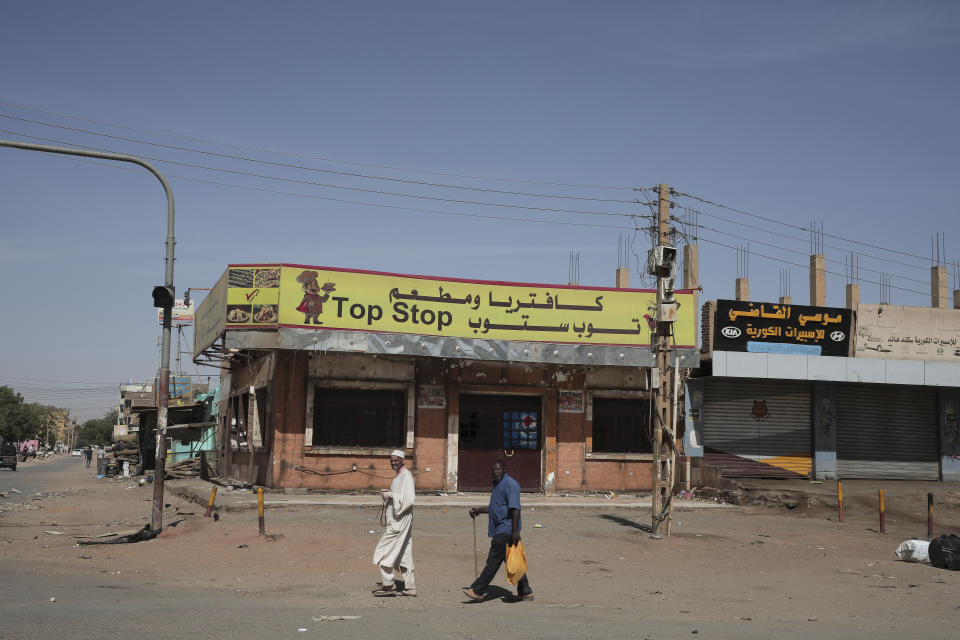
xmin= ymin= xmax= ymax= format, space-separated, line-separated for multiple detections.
xmin=0 ymin=453 xmax=81 ymax=502
xmin=1 ymin=455 xmax=957 ymax=640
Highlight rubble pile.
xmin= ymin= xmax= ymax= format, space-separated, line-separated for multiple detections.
xmin=112 ymin=442 xmax=139 ymax=467
xmin=165 ymin=457 xmax=200 ymax=479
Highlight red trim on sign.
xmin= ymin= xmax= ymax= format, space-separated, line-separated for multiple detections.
xmin=226 ymin=262 xmax=695 ymax=295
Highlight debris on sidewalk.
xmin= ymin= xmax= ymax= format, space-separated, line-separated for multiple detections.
xmin=311 ymin=615 xmax=361 ymax=622
xmin=77 ymin=524 xmax=160 ymax=546
xmin=166 ymin=457 xmax=201 ymax=479
xmin=895 ymin=539 xmax=930 ymax=564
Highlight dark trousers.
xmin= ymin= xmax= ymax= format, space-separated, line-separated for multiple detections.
xmin=470 ymin=533 xmax=532 ymax=596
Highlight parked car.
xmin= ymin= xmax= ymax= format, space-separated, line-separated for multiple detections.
xmin=71 ymin=448 xmax=83 ymax=457
xmin=0 ymin=443 xmax=17 ymax=471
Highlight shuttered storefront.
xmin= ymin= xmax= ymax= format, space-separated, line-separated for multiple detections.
xmin=704 ymin=379 xmax=812 ymax=478
xmin=835 ymin=384 xmax=939 ymax=480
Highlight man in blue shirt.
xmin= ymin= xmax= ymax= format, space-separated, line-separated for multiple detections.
xmin=463 ymin=460 xmax=534 ymax=602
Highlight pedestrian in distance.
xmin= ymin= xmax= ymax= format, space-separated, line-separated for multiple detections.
xmin=464 ymin=460 xmax=534 ymax=603
xmin=84 ymin=446 xmax=92 ymax=468
xmin=372 ymin=449 xmax=417 ymax=597
xmin=96 ymin=445 xmax=105 ymax=475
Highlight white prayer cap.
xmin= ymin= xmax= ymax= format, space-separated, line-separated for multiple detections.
xmin=390 ymin=449 xmax=405 ymax=459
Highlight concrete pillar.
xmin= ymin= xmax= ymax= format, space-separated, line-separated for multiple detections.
xmin=683 ymin=244 xmax=700 ymax=345
xmin=845 ymin=283 xmax=860 ymax=309
xmin=779 ymin=296 xmax=792 ymax=305
xmin=931 ymin=266 xmax=948 ymax=308
xmin=735 ymin=277 xmax=749 ymax=301
xmin=812 ymin=383 xmax=837 ymax=480
xmin=615 ymin=268 xmax=629 ymax=288
xmin=810 ymin=254 xmax=826 ymax=306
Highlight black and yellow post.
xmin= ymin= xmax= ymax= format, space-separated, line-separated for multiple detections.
xmin=878 ymin=489 xmax=885 ymax=534
xmin=258 ymin=487 xmax=266 ymax=536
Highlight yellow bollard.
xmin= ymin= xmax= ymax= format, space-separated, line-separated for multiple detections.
xmin=879 ymin=489 xmax=885 ymax=534
xmin=837 ymin=479 xmax=844 ymax=523
xmin=258 ymin=487 xmax=265 ymax=536
xmin=204 ymin=486 xmax=218 ymax=517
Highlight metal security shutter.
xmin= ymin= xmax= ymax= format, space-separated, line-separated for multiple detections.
xmin=703 ymin=378 xmax=812 ymax=478
xmin=835 ymin=384 xmax=939 ymax=480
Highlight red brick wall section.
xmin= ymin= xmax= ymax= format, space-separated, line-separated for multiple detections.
xmin=413 ymin=404 xmax=446 ymax=491
xmin=271 ymin=352 xmax=309 ymax=488
xmin=556 ymin=412 xmax=586 ymax=491
xmin=584 ymin=460 xmax=653 ymax=491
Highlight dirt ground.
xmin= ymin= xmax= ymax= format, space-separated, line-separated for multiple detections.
xmin=2 ymin=456 xmax=959 ymax=639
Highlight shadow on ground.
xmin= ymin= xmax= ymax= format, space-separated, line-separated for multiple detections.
xmin=598 ymin=513 xmax=653 ymax=533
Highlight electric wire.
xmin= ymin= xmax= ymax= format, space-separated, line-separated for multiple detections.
xmin=691 ymin=234 xmax=930 ymax=297
xmin=674 ymin=203 xmax=934 ymax=274
xmin=0 ymin=99 xmax=635 ymax=190
xmin=673 ymin=190 xmax=933 ymax=264
xmin=0 ymin=128 xmax=639 ymax=219
xmin=21 ymin=141 xmax=647 ymax=231
xmin=676 ymin=212 xmax=932 ymax=287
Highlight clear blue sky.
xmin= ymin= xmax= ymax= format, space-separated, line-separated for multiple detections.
xmin=1 ymin=1 xmax=958 ymax=421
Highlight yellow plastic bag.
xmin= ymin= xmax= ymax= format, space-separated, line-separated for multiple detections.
xmin=505 ymin=540 xmax=527 ymax=585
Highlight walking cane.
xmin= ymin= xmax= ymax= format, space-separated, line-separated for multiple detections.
xmin=473 ymin=515 xmax=479 ymax=577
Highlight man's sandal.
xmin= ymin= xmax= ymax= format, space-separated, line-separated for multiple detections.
xmin=373 ymin=585 xmax=399 ymax=597
xmin=398 ymin=589 xmax=417 ymax=597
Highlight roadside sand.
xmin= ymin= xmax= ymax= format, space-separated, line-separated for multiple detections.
xmin=2 ymin=457 xmax=958 ymax=639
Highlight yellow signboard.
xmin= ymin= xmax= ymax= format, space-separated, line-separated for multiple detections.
xmin=214 ymin=264 xmax=696 ymax=348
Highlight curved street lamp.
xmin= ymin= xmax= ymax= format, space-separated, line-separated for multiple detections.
xmin=0 ymin=139 xmax=175 ymax=531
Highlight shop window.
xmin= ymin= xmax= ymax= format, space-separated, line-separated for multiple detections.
xmin=228 ymin=388 xmax=270 ymax=451
xmin=311 ymin=388 xmax=405 ymax=448
xmin=502 ymin=411 xmax=539 ymax=450
xmin=229 ymin=393 xmax=249 ymax=451
xmin=460 ymin=395 xmax=541 ymax=452
xmin=592 ymin=398 xmax=651 ymax=454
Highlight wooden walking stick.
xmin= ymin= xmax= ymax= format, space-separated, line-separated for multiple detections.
xmin=473 ymin=515 xmax=479 ymax=577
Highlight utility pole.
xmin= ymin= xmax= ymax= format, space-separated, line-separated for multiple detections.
xmin=650 ymin=183 xmax=679 ymax=538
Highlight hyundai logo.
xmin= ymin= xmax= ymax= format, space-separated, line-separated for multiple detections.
xmin=721 ymin=326 xmax=742 ymax=338
xmin=830 ymin=330 xmax=845 ymax=342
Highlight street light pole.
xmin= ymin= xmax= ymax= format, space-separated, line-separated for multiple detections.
xmin=0 ymin=139 xmax=175 ymax=532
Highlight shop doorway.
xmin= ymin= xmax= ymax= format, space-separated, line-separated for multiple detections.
xmin=458 ymin=394 xmax=541 ymax=492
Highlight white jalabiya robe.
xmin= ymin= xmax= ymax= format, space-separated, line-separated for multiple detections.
xmin=373 ymin=467 xmax=415 ymax=572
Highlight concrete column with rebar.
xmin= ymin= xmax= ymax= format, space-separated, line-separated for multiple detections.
xmin=810 ymin=255 xmax=826 ymax=306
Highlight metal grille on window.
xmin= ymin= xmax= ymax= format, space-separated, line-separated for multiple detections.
xmin=313 ymin=388 xmax=405 ymax=448
xmin=592 ymin=398 xmax=652 ymax=454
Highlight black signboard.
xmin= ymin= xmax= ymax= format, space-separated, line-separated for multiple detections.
xmin=714 ymin=299 xmax=852 ymax=357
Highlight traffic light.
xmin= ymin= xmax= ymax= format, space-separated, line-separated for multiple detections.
xmin=152 ymin=285 xmax=175 ymax=308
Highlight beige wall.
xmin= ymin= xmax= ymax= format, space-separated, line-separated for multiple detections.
xmin=855 ymin=304 xmax=960 ymax=361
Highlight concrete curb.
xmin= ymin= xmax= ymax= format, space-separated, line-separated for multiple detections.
xmin=166 ymin=480 xmax=732 ymax=511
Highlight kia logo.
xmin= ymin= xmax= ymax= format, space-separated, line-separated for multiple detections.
xmin=721 ymin=326 xmax=742 ymax=338
xmin=830 ymin=331 xmax=845 ymax=342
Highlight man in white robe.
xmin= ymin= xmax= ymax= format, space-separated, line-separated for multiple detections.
xmin=372 ymin=449 xmax=416 ymax=596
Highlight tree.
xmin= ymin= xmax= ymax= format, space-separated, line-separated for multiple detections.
xmin=77 ymin=410 xmax=118 ymax=446
xmin=0 ymin=386 xmax=28 ymax=443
